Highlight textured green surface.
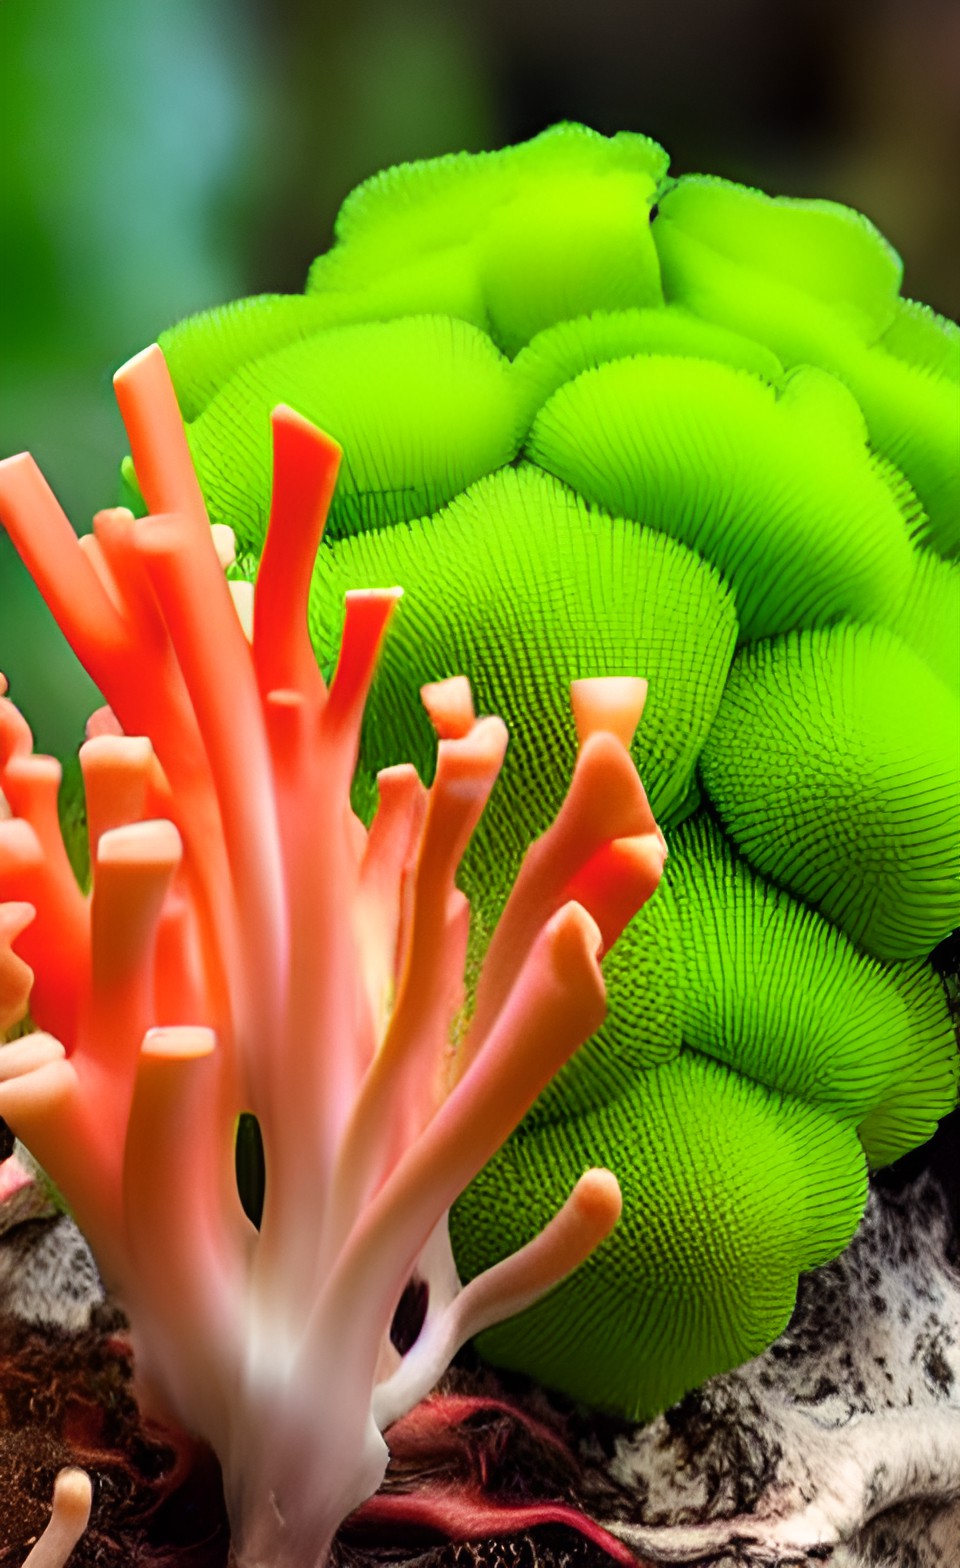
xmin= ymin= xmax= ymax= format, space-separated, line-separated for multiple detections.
xmin=700 ymin=625 xmax=960 ymax=960
xmin=309 ymin=465 xmax=737 ymax=887
xmin=529 ymin=356 xmax=917 ymax=639
xmin=144 ymin=124 xmax=959 ymax=1419
xmin=187 ymin=315 xmax=522 ymax=549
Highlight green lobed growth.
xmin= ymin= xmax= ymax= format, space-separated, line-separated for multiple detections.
xmin=141 ymin=123 xmax=959 ymax=1420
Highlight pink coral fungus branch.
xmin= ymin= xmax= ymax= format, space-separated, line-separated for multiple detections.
xmin=0 ymin=346 xmax=665 ymax=1568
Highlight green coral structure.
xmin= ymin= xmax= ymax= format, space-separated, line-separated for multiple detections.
xmin=134 ymin=123 xmax=959 ymax=1420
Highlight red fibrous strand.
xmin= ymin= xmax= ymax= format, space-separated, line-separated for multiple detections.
xmin=0 ymin=346 xmax=666 ymax=1568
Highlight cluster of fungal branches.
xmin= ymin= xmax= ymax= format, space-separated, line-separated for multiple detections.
xmin=0 ymin=347 xmax=665 ymax=1566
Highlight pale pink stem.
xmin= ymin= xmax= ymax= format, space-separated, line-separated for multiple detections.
xmin=1 ymin=758 xmax=74 ymax=877
xmin=355 ymin=763 xmax=428 ymax=1043
xmin=0 ymin=1037 xmax=124 ymax=1278
xmin=77 ymin=530 xmax=126 ymax=612
xmin=307 ymin=902 xmax=607 ymax=1394
xmin=82 ymin=819 xmax=182 ymax=1092
xmin=563 ymin=834 xmax=667 ymax=952
xmin=22 ymin=1468 xmax=92 ymax=1568
xmin=0 ymin=691 xmax=34 ymax=765
xmin=421 ymin=675 xmax=476 ymax=739
xmin=320 ymin=589 xmax=403 ymax=798
xmin=90 ymin=505 xmax=221 ymax=791
xmin=570 ymin=675 xmax=648 ymax=748
xmin=0 ymin=461 xmax=233 ymax=1012
xmin=252 ymin=590 xmax=403 ymax=1267
xmin=122 ymin=1025 xmax=248 ymax=1454
xmin=106 ymin=365 xmax=250 ymax=1039
xmin=0 ymin=454 xmax=129 ymax=671
xmin=372 ymin=1169 xmax=622 ymax=1431
xmin=443 ymin=1166 xmax=622 ymax=1335
xmin=331 ymin=716 xmax=509 ymax=1242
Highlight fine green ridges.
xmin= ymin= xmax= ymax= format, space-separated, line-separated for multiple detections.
xmin=138 ymin=123 xmax=959 ymax=1420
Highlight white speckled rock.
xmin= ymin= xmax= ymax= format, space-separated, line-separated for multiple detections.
xmin=577 ymin=1173 xmax=960 ymax=1567
xmin=0 ymin=1143 xmax=104 ymax=1333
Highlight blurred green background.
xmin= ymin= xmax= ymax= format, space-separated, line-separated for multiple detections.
xmin=2 ymin=0 xmax=957 ymax=755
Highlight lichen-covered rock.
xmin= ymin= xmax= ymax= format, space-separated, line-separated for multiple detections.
xmin=130 ymin=123 xmax=960 ymax=1419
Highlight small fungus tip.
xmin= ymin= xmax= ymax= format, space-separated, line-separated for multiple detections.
xmin=96 ymin=817 xmax=183 ymax=868
xmin=211 ymin=523 xmax=237 ymax=570
xmin=84 ymin=705 xmax=124 ymax=741
xmin=271 ymin=402 xmax=345 ymax=459
xmin=421 ymin=676 xmax=476 ymax=740
xmin=574 ymin=1167 xmax=623 ymax=1226
xmin=53 ymin=1465 xmax=93 ymax=1514
xmin=265 ymin=686 xmax=306 ymax=710
xmin=79 ymin=732 xmax=153 ymax=768
xmin=113 ymin=342 xmax=165 ymax=388
xmin=0 ymin=451 xmax=35 ymax=478
xmin=141 ymin=1024 xmax=217 ymax=1061
xmin=0 ymin=899 xmax=36 ymax=939
xmin=22 ymin=1466 xmax=94 ymax=1567
xmin=344 ymin=585 xmax=404 ymax=606
xmin=436 ymin=715 xmax=508 ymax=785
xmin=571 ymin=677 xmax=648 ymax=750
xmin=547 ymin=899 xmax=604 ymax=963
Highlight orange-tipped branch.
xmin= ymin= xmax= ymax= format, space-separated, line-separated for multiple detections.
xmin=464 ymin=731 xmax=659 ymax=1073
xmin=0 ymin=816 xmax=88 ymax=1044
xmin=113 ymin=345 xmax=209 ymax=533
xmin=313 ymin=901 xmax=607 ymax=1382
xmin=253 ymin=407 xmax=341 ymax=708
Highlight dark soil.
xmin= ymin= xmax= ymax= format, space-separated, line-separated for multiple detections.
xmin=0 ymin=1314 xmax=617 ymax=1568
xmin=0 ymin=1312 xmax=230 ymax=1566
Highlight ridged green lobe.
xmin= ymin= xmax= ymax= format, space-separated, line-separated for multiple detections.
xmin=512 ymin=306 xmax=784 ymax=431
xmin=666 ymin=817 xmax=958 ymax=1163
xmin=700 ymin=624 xmax=960 ymax=958
xmin=308 ymin=123 xmax=668 ymax=354
xmin=308 ymin=466 xmax=737 ymax=895
xmin=886 ymin=550 xmax=960 ymax=696
xmin=158 ymin=294 xmax=346 ymax=423
xmin=451 ymin=1050 xmax=868 ymax=1418
xmin=529 ymin=355 xmax=916 ymax=638
xmin=186 ymin=316 xmax=521 ymax=550
xmin=653 ymin=176 xmax=960 ymax=553
xmin=653 ymin=175 xmax=903 ymax=344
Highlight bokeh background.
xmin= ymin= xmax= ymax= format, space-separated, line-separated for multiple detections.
xmin=2 ymin=0 xmax=958 ymax=753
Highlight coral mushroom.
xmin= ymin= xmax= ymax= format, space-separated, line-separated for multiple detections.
xmin=0 ymin=346 xmax=666 ymax=1565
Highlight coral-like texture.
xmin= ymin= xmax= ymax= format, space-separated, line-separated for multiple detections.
xmin=0 ymin=347 xmax=665 ymax=1565
xmin=127 ymin=122 xmax=959 ymax=1417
